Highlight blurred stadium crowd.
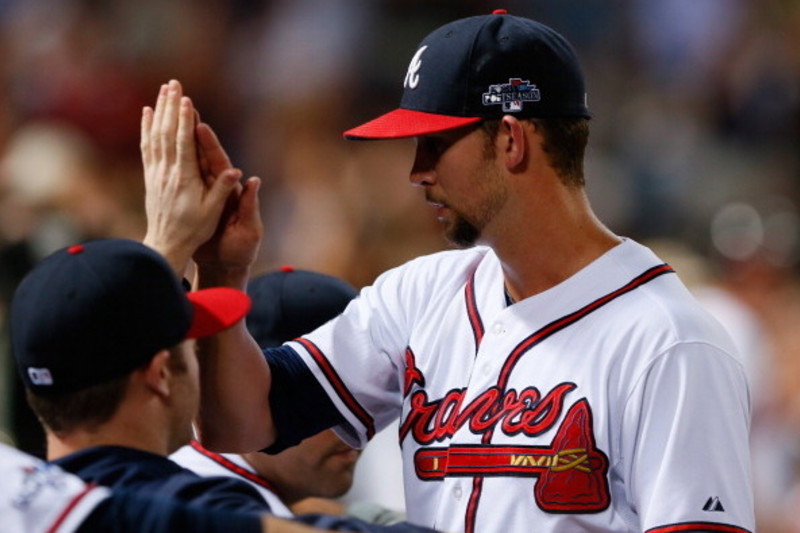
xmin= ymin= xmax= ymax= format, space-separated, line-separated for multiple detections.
xmin=1 ymin=1 xmax=800 ymax=532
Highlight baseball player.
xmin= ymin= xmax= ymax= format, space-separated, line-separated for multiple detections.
xmin=8 ymin=239 xmax=444 ymax=533
xmin=141 ymin=10 xmax=755 ymax=533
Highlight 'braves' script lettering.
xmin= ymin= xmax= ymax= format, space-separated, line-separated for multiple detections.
xmin=400 ymin=383 xmax=577 ymax=445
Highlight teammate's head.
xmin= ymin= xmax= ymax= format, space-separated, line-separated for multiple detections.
xmin=343 ymin=9 xmax=589 ymax=140
xmin=344 ymin=10 xmax=590 ymax=250
xmin=245 ymin=266 xmax=357 ymax=348
xmin=240 ymin=266 xmax=361 ymax=504
xmin=11 ymin=239 xmax=250 ymax=438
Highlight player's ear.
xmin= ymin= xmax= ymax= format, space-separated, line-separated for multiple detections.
xmin=142 ymin=349 xmax=172 ymax=397
xmin=498 ymin=115 xmax=526 ymax=170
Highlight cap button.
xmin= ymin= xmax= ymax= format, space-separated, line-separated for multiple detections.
xmin=68 ymin=244 xmax=84 ymax=255
xmin=492 ymin=9 xmax=508 ymax=15
xmin=280 ymin=265 xmax=295 ymax=273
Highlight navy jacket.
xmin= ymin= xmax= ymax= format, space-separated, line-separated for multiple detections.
xmin=53 ymin=445 xmax=271 ymax=514
xmin=58 ymin=445 xmax=440 ymax=533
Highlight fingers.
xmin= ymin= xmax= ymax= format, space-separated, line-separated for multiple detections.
xmin=207 ymin=168 xmax=244 ymax=211
xmin=176 ymin=96 xmax=199 ymax=177
xmin=149 ymin=83 xmax=169 ymax=162
xmin=141 ymin=83 xmax=166 ymax=171
xmin=238 ymin=176 xmax=263 ymax=230
xmin=140 ymin=106 xmax=153 ymax=167
xmin=146 ymin=81 xmax=234 ymax=184
xmin=159 ymin=80 xmax=183 ymax=165
xmin=194 ymin=110 xmax=211 ymax=183
xmin=196 ymin=122 xmax=235 ymax=177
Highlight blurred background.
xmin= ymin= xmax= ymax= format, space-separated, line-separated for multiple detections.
xmin=0 ymin=0 xmax=799 ymax=531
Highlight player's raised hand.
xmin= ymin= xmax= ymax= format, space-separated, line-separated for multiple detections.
xmin=141 ymin=79 xmax=242 ymax=275
xmin=192 ymin=120 xmax=263 ymax=283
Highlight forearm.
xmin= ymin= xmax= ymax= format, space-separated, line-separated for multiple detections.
xmin=196 ymin=265 xmax=276 ymax=452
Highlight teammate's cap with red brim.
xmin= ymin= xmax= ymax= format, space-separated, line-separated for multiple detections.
xmin=11 ymin=239 xmax=251 ymax=395
xmin=343 ymin=10 xmax=590 ymax=141
xmin=186 ymin=288 xmax=251 ymax=339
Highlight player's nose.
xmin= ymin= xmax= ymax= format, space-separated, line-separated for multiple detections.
xmin=409 ymin=144 xmax=435 ymax=187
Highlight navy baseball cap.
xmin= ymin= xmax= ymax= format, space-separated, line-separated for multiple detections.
xmin=344 ymin=9 xmax=590 ymax=140
xmin=245 ymin=266 xmax=357 ymax=348
xmin=11 ymin=239 xmax=251 ymax=395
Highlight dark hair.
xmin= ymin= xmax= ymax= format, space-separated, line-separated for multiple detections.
xmin=27 ymin=374 xmax=131 ymax=435
xmin=480 ymin=117 xmax=588 ymax=187
xmin=26 ymin=347 xmax=189 ymax=435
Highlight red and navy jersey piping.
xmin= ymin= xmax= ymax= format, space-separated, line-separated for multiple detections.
xmin=296 ymin=337 xmax=376 ymax=440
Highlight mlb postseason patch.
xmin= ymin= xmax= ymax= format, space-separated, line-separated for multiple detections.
xmin=482 ymin=78 xmax=541 ymax=112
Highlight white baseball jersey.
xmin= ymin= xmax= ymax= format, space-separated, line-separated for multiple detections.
xmin=169 ymin=441 xmax=294 ymax=518
xmin=170 ymin=441 xmax=293 ymax=518
xmin=1 ymin=443 xmax=110 ymax=533
xmin=287 ymin=239 xmax=755 ymax=533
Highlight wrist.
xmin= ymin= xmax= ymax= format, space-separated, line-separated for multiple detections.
xmin=142 ymin=235 xmax=192 ymax=277
xmin=195 ymin=263 xmax=251 ymax=289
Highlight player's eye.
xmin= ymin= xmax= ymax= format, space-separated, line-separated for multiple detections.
xmin=418 ymin=136 xmax=447 ymax=157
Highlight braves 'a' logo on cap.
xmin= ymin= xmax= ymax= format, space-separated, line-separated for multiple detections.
xmin=482 ymin=78 xmax=541 ymax=112
xmin=404 ymin=46 xmax=427 ymax=90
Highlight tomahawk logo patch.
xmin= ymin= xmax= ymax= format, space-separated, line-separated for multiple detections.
xmin=482 ymin=78 xmax=541 ymax=112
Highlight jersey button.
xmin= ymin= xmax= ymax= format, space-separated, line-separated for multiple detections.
xmin=453 ymin=485 xmax=463 ymax=500
xmin=492 ymin=323 xmax=504 ymax=335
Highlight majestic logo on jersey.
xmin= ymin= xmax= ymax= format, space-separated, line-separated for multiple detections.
xmin=703 ymin=496 xmax=725 ymax=512
xmin=482 ymin=78 xmax=541 ymax=112
xmin=404 ymin=46 xmax=427 ymax=89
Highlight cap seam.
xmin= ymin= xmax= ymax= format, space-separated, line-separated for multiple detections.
xmin=463 ymin=16 xmax=493 ymax=117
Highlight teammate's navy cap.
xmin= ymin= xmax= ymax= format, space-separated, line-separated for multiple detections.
xmin=344 ymin=9 xmax=590 ymax=140
xmin=246 ymin=266 xmax=357 ymax=348
xmin=11 ymin=239 xmax=251 ymax=395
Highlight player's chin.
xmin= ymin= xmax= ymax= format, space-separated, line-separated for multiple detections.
xmin=445 ymin=218 xmax=481 ymax=248
xmin=318 ymin=475 xmax=356 ymax=499
xmin=325 ymin=447 xmax=360 ymax=462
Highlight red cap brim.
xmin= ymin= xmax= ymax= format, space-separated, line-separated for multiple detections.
xmin=185 ymin=288 xmax=251 ymax=339
xmin=343 ymin=109 xmax=482 ymax=140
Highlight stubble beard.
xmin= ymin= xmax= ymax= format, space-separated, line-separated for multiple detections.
xmin=443 ymin=180 xmax=506 ymax=249
xmin=445 ymin=214 xmax=481 ymax=248
xmin=435 ymin=146 xmax=507 ymax=249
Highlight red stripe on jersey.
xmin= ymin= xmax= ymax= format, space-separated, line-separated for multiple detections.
xmin=497 ymin=263 xmax=675 ymax=390
xmin=46 ymin=483 xmax=103 ymax=533
xmin=189 ymin=440 xmax=276 ymax=491
xmin=465 ymin=476 xmax=483 ymax=533
xmin=646 ymin=523 xmax=751 ymax=533
xmin=463 ymin=263 xmax=675 ymax=532
xmin=297 ymin=337 xmax=376 ymax=439
xmin=465 ymin=271 xmax=484 ymax=353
